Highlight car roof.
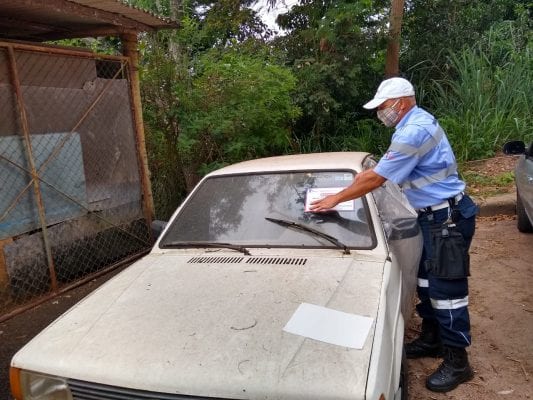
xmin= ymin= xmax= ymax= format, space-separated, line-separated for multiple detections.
xmin=208 ymin=152 xmax=371 ymax=176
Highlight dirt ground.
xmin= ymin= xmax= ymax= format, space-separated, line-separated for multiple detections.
xmin=1 ymin=155 xmax=531 ymax=399
xmin=461 ymin=154 xmax=519 ymax=199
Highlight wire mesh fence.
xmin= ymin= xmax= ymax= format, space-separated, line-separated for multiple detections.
xmin=0 ymin=43 xmax=153 ymax=320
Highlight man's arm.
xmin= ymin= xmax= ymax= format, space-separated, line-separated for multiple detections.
xmin=309 ymin=169 xmax=386 ymax=212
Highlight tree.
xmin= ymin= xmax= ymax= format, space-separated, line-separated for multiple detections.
xmin=130 ymin=0 xmax=299 ymax=218
xmin=274 ymin=0 xmax=391 ymax=153
xmin=385 ymin=0 xmax=405 ymax=78
xmin=179 ymin=49 xmax=300 ymax=177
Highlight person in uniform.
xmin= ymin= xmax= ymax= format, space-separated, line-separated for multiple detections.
xmin=310 ymin=77 xmax=478 ymax=393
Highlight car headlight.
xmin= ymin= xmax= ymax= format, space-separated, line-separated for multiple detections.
xmin=10 ymin=368 xmax=72 ymax=400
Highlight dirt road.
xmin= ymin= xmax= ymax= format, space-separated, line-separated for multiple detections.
xmin=1 ymin=217 xmax=532 ymax=399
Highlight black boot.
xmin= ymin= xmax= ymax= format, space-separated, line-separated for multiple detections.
xmin=426 ymin=346 xmax=474 ymax=392
xmin=406 ymin=319 xmax=443 ymax=359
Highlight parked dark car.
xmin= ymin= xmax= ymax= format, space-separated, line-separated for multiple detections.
xmin=503 ymin=141 xmax=533 ymax=232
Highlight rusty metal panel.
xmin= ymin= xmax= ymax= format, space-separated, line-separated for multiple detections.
xmin=1 ymin=53 xmax=142 ymax=207
xmin=0 ymin=133 xmax=87 ymax=239
xmin=0 ymin=48 xmax=10 ymax=84
xmin=15 ymin=51 xmax=97 ymax=89
xmin=0 ymin=45 xmax=151 ymax=319
xmin=0 ymin=85 xmax=17 ymax=134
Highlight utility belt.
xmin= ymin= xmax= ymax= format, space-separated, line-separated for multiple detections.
xmin=420 ymin=193 xmax=470 ymax=280
xmin=418 ymin=192 xmax=464 ymax=214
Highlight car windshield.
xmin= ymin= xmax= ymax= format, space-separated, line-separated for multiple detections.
xmin=159 ymin=171 xmax=376 ymax=249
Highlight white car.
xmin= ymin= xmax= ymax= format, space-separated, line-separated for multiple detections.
xmin=10 ymin=152 xmax=422 ymax=400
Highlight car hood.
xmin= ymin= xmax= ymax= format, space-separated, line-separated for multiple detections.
xmin=12 ymin=251 xmax=385 ymax=400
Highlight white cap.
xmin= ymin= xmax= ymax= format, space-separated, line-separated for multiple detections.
xmin=363 ymin=77 xmax=415 ymax=109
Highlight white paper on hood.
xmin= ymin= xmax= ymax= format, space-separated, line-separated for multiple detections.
xmin=283 ymin=303 xmax=373 ymax=349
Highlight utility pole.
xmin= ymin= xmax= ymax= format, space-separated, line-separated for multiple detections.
xmin=385 ymin=0 xmax=405 ymax=78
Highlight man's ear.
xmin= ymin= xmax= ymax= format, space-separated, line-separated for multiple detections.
xmin=398 ymin=98 xmax=407 ymax=111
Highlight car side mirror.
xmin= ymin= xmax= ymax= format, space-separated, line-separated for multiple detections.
xmin=503 ymin=140 xmax=526 ymax=155
xmin=151 ymin=220 xmax=168 ymax=240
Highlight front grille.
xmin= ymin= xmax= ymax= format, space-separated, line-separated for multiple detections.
xmin=68 ymin=379 xmax=231 ymax=400
xmin=187 ymin=256 xmax=307 ymax=265
xmin=188 ymin=256 xmax=244 ymax=264
xmin=246 ymin=257 xmax=307 ymax=265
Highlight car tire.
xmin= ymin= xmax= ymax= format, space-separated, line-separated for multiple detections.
xmin=517 ymin=190 xmax=533 ymax=233
xmin=399 ymin=347 xmax=409 ymax=399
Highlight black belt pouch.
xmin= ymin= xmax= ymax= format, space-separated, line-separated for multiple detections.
xmin=425 ymin=223 xmax=470 ymax=279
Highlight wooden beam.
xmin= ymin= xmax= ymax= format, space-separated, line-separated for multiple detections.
xmin=38 ymin=26 xmax=140 ymax=41
xmin=121 ymin=33 xmax=155 ymax=240
xmin=0 ymin=15 xmax=71 ymax=34
xmin=10 ymin=0 xmax=154 ymax=33
xmin=0 ymin=17 xmax=131 ymax=41
xmin=0 ymin=40 xmax=128 ymax=61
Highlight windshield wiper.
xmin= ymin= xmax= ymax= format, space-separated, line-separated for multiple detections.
xmin=161 ymin=241 xmax=251 ymax=255
xmin=265 ymin=217 xmax=350 ymax=255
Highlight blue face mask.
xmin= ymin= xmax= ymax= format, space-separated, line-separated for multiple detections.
xmin=377 ymin=99 xmax=400 ymax=127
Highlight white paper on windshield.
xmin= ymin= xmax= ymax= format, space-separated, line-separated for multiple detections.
xmin=305 ymin=187 xmax=355 ymax=212
xmin=283 ymin=303 xmax=373 ymax=349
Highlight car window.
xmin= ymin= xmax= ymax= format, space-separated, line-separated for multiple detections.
xmin=160 ymin=171 xmax=376 ymax=249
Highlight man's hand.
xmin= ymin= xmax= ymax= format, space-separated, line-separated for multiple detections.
xmin=307 ymin=168 xmax=386 ymax=213
xmin=309 ymin=195 xmax=339 ymax=212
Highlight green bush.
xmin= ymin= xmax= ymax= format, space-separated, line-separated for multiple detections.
xmin=289 ymin=116 xmax=392 ymax=159
xmin=142 ymin=45 xmax=300 ymax=219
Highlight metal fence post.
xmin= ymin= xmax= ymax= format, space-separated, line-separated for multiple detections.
xmin=6 ymin=46 xmax=58 ymax=292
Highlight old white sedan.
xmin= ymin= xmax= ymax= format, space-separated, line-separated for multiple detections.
xmin=10 ymin=152 xmax=422 ymax=400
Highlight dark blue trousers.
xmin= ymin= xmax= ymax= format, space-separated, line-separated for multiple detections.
xmin=416 ymin=195 xmax=477 ymax=348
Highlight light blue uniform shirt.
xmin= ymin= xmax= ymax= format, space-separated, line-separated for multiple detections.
xmin=374 ymin=106 xmax=465 ymax=209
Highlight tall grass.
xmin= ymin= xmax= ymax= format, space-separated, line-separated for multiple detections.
xmin=428 ymin=22 xmax=532 ymax=162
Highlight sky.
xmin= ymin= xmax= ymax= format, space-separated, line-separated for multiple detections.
xmin=253 ymin=0 xmax=299 ymax=32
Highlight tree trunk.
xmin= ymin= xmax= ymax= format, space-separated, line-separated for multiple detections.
xmin=169 ymin=0 xmax=182 ymax=61
xmin=385 ymin=0 xmax=405 ymax=78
